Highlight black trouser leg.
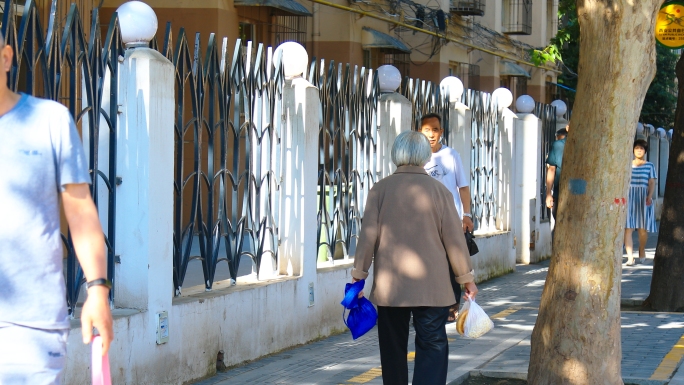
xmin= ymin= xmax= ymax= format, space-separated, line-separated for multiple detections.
xmin=377 ymin=306 xmax=411 ymax=385
xmin=412 ymin=306 xmax=450 ymax=385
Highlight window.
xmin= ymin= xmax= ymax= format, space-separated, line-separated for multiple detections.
xmin=236 ymin=7 xmax=308 ymax=47
xmin=500 ymin=76 xmax=527 ymax=102
xmin=546 ymin=0 xmax=558 ymax=41
xmin=449 ymin=61 xmax=480 ymax=91
xmin=502 ymin=0 xmax=532 ymax=35
xmin=364 ymin=49 xmax=410 ymax=78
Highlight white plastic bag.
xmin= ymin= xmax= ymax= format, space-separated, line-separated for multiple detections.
xmin=457 ymin=297 xmax=493 ymax=338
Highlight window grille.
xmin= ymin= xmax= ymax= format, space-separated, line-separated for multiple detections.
xmin=502 ymin=0 xmax=532 ymax=35
xmin=237 ymin=7 xmax=307 ymax=47
xmin=448 ymin=62 xmax=480 ymax=91
xmin=364 ymin=49 xmax=410 ymax=78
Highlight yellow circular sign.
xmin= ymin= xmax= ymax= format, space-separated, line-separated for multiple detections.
xmin=656 ymin=2 xmax=684 ymax=49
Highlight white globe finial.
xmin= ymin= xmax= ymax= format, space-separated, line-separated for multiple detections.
xmin=275 ymin=42 xmax=308 ymax=79
xmin=645 ymin=124 xmax=655 ymax=136
xmin=377 ymin=65 xmax=401 ymax=93
xmin=636 ymin=122 xmax=644 ymax=135
xmin=550 ymin=100 xmax=567 ymax=117
xmin=657 ymin=127 xmax=667 ymax=139
xmin=492 ymin=88 xmax=513 ymax=111
xmin=439 ymin=76 xmax=464 ymax=103
xmin=117 ymin=1 xmax=158 ymax=48
xmin=515 ymin=95 xmax=535 ymax=114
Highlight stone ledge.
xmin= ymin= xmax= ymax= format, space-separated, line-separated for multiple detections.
xmin=172 ymin=275 xmax=300 ymax=306
xmin=316 ymin=261 xmax=354 ymax=274
xmin=69 ymin=308 xmax=142 ymax=330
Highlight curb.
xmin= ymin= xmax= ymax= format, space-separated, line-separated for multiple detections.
xmin=451 ymin=370 xmax=668 ymax=385
xmin=622 ymin=298 xmax=645 ymax=307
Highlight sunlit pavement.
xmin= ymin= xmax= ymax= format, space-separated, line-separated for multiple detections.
xmin=193 ymin=230 xmax=684 ymax=384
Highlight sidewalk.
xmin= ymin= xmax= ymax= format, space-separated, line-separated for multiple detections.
xmin=193 ymin=231 xmax=684 ymax=384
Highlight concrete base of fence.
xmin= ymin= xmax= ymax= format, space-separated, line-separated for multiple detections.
xmin=471 ymin=231 xmax=517 ymax=282
xmin=531 ymin=221 xmax=553 ymax=263
xmin=63 ymin=265 xmax=367 ymax=384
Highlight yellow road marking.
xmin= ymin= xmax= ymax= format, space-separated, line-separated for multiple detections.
xmin=491 ymin=306 xmax=521 ymax=320
xmin=347 ymin=367 xmax=383 ymax=383
xmin=650 ymin=334 xmax=684 ymax=380
xmin=346 ymin=352 xmax=416 ymax=383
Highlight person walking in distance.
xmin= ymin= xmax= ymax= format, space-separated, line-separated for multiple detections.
xmin=0 ymin=32 xmax=113 ymax=384
xmin=624 ymin=139 xmax=657 ymax=266
xmin=420 ymin=113 xmax=473 ymax=322
xmin=545 ymin=126 xmax=568 ymax=237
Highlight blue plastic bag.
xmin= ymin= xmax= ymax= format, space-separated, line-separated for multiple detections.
xmin=341 ymin=280 xmax=378 ymax=340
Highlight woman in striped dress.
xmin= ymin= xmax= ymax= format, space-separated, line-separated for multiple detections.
xmin=624 ymin=139 xmax=657 ymax=266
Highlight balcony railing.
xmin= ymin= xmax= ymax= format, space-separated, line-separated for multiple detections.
xmin=502 ymin=0 xmax=532 ymax=35
xmin=450 ymin=0 xmax=485 ymax=16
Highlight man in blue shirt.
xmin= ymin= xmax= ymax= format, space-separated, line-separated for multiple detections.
xmin=546 ymin=127 xmax=568 ymax=235
xmin=0 ymin=33 xmax=113 ymax=383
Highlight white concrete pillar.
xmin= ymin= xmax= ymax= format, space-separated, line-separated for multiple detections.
xmin=659 ymin=138 xmax=670 ymax=196
xmin=114 ymin=47 xmax=174 ymax=320
xmin=648 ymin=135 xmax=660 ymax=197
xmin=512 ymin=112 xmax=540 ymax=264
xmin=448 ymin=102 xmax=472 ymax=175
xmin=376 ymin=92 xmax=411 ymax=179
xmin=556 ymin=116 xmax=569 ymax=132
xmin=498 ymin=109 xmax=516 ymax=231
xmin=278 ymin=77 xmax=319 ymax=283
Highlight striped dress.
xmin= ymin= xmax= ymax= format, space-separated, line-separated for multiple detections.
xmin=625 ymin=162 xmax=658 ymax=232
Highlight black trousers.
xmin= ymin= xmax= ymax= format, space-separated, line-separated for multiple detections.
xmin=377 ymin=306 xmax=450 ymax=385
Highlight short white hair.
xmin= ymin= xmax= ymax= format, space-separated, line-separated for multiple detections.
xmin=391 ymin=131 xmax=431 ymax=167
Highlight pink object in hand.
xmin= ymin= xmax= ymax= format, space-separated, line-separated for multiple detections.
xmin=91 ymin=335 xmax=112 ymax=385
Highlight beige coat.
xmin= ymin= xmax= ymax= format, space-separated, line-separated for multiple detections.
xmin=351 ymin=165 xmax=474 ymax=307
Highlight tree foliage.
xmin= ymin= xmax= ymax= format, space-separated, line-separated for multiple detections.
xmin=532 ymin=0 xmax=678 ymax=122
xmin=640 ymin=45 xmax=678 ymax=128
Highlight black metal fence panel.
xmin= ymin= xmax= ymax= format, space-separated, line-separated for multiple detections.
xmin=165 ymin=30 xmax=283 ymax=294
xmin=464 ymin=90 xmax=500 ymax=231
xmin=535 ymin=102 xmax=557 ymax=222
xmin=310 ymin=60 xmax=378 ymax=263
xmin=1 ymin=0 xmax=123 ymax=314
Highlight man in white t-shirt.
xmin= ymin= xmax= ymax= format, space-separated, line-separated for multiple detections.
xmin=420 ymin=112 xmax=473 ymax=322
xmin=420 ymin=113 xmax=473 ymax=231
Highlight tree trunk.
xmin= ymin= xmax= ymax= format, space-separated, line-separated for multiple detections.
xmin=527 ymin=0 xmax=660 ymax=383
xmin=645 ymin=55 xmax=684 ymax=312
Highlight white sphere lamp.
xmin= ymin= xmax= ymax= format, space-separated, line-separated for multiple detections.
xmin=275 ymin=41 xmax=308 ymax=78
xmin=668 ymin=129 xmax=673 ymax=140
xmin=657 ymin=127 xmax=667 ymax=139
xmin=377 ymin=65 xmax=402 ymax=93
xmin=515 ymin=95 xmax=535 ymax=114
xmin=492 ymin=87 xmax=513 ymax=111
xmin=550 ymin=100 xmax=567 ymax=117
xmin=636 ymin=122 xmax=644 ymax=135
xmin=645 ymin=124 xmax=655 ymax=136
xmin=116 ymin=1 xmax=159 ymax=48
xmin=439 ymin=76 xmax=464 ymax=103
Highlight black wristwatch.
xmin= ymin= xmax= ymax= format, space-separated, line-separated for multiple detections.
xmin=86 ymin=278 xmax=112 ymax=290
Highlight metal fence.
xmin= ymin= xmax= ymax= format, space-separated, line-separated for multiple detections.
xmin=1 ymin=0 xmax=123 ymax=314
xmin=535 ymin=102 xmax=557 ymax=222
xmin=165 ymin=30 xmax=284 ymax=294
xmin=309 ymin=60 xmax=379 ymax=264
xmin=464 ymin=90 xmax=500 ymax=231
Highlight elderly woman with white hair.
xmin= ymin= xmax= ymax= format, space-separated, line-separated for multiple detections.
xmin=352 ymin=131 xmax=478 ymax=385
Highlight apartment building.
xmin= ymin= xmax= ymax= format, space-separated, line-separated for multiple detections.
xmin=99 ymin=0 xmax=558 ymax=102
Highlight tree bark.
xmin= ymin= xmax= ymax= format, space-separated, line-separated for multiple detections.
xmin=645 ymin=55 xmax=684 ymax=312
xmin=527 ymin=0 xmax=660 ymax=382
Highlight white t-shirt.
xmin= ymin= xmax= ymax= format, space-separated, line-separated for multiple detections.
xmin=424 ymin=145 xmax=469 ymax=218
